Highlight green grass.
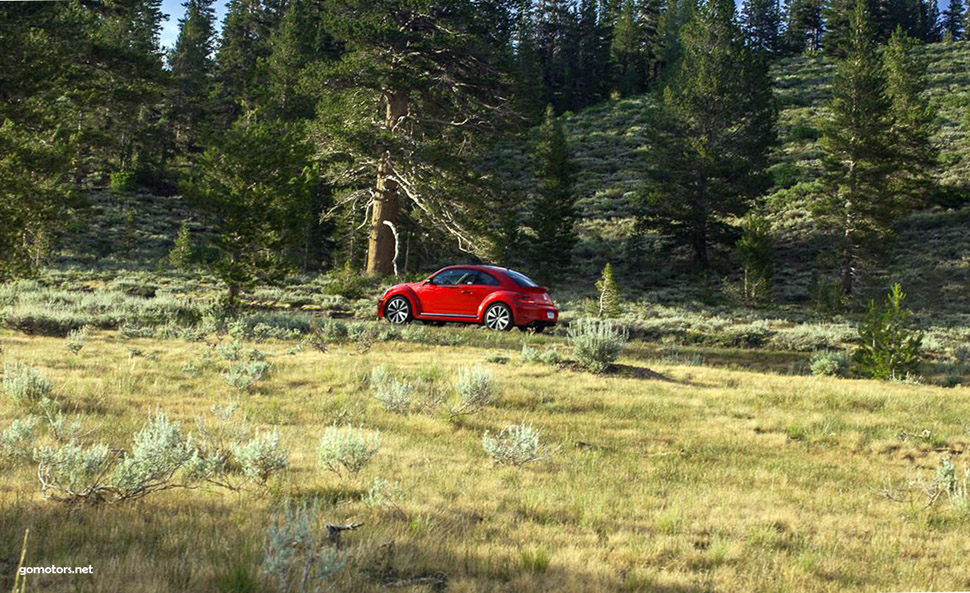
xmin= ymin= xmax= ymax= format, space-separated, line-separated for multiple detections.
xmin=2 ymin=328 xmax=970 ymax=592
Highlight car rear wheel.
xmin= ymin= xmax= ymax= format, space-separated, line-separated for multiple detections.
xmin=385 ymin=296 xmax=412 ymax=324
xmin=483 ymin=303 xmax=513 ymax=331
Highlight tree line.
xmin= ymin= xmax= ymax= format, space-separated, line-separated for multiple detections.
xmin=0 ymin=0 xmax=956 ymax=305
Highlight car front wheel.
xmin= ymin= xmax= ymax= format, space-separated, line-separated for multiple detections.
xmin=483 ymin=303 xmax=513 ymax=331
xmin=385 ymin=296 xmax=412 ymax=324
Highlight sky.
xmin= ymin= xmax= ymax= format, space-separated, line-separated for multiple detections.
xmin=159 ymin=0 xmax=228 ymax=50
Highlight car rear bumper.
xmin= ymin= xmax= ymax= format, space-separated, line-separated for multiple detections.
xmin=514 ymin=304 xmax=558 ymax=326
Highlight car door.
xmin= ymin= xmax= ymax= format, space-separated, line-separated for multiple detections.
xmin=415 ymin=269 xmax=470 ymax=316
xmin=452 ymin=270 xmax=501 ymax=317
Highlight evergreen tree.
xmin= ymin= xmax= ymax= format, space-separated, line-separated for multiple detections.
xmin=168 ymin=0 xmax=217 ymax=156
xmin=941 ymin=0 xmax=966 ymax=39
xmin=741 ymin=0 xmax=782 ymax=54
xmin=642 ymin=0 xmax=776 ymax=268
xmin=312 ymin=0 xmax=513 ymax=275
xmin=816 ymin=0 xmax=899 ymax=296
xmin=735 ymin=212 xmax=774 ymax=305
xmin=183 ymin=120 xmax=321 ymax=309
xmin=595 ymin=263 xmax=622 ymax=317
xmin=883 ymin=27 xmax=937 ymax=208
xmin=612 ymin=0 xmax=647 ymax=94
xmin=530 ymin=105 xmax=576 ymax=276
xmin=575 ymin=0 xmax=613 ymax=106
xmin=215 ymin=0 xmax=281 ymax=124
xmin=783 ymin=0 xmax=824 ymax=52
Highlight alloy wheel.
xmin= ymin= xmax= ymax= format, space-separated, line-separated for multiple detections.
xmin=385 ymin=297 xmax=410 ymax=324
xmin=484 ymin=304 xmax=512 ymax=331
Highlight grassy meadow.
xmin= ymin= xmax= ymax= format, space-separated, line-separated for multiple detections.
xmin=2 ymin=326 xmax=970 ymax=592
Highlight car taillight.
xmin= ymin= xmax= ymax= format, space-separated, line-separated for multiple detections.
xmin=517 ymin=294 xmax=535 ymax=303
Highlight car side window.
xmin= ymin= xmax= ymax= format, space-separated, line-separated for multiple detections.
xmin=432 ymin=269 xmax=468 ymax=285
xmin=475 ymin=271 xmax=500 ymax=286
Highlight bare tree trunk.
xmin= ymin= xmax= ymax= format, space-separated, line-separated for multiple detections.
xmin=366 ymin=90 xmax=409 ymax=276
xmin=840 ymin=165 xmax=856 ymax=297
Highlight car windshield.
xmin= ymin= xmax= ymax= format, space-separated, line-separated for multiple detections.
xmin=503 ymin=269 xmax=539 ymax=288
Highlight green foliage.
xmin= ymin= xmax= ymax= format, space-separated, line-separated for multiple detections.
xmin=222 ymin=360 xmax=270 ymax=392
xmin=2 ymin=362 xmax=53 ymax=409
xmin=110 ymin=171 xmax=137 ymax=194
xmin=168 ymin=222 xmax=194 ymax=269
xmin=594 ymin=263 xmax=622 ymax=318
xmin=317 ymin=424 xmax=380 ymax=477
xmin=530 ymin=105 xmax=577 ymax=276
xmin=232 ymin=429 xmax=288 ymax=484
xmin=810 ymin=350 xmax=850 ymax=376
xmin=734 ymin=213 xmax=774 ymax=306
xmin=853 ymin=284 xmax=923 ymax=380
xmin=0 ymin=416 xmax=39 ymax=463
xmin=182 ymin=119 xmax=321 ymax=309
xmin=642 ymin=0 xmax=776 ymax=267
xmin=567 ymin=319 xmax=629 ymax=373
xmin=371 ymin=366 xmax=414 ymax=415
xmin=482 ymin=422 xmax=547 ymax=466
xmin=450 ymin=366 xmax=495 ymax=419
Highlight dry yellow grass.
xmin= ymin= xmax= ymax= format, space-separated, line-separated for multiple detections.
xmin=1 ymin=328 xmax=969 ymax=592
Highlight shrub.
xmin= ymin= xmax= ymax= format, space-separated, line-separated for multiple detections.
xmin=362 ymin=477 xmax=406 ymax=509
xmin=109 ymin=170 xmax=137 ymax=193
xmin=233 ymin=429 xmax=288 ymax=484
xmin=520 ymin=343 xmax=541 ymax=363
xmin=36 ymin=410 xmax=198 ymax=504
xmin=372 ymin=366 xmax=413 ymax=415
xmin=449 ymin=366 xmax=495 ymax=419
xmin=222 ymin=360 xmax=270 ymax=391
xmin=264 ymin=503 xmax=346 ymax=592
xmin=216 ymin=340 xmax=243 ymax=361
xmin=810 ymin=351 xmax=850 ymax=377
xmin=853 ymin=284 xmax=923 ymax=380
xmin=482 ymin=422 xmax=547 ymax=466
xmin=2 ymin=362 xmax=53 ymax=408
xmin=169 ymin=221 xmax=194 ymax=268
xmin=65 ymin=327 xmax=88 ymax=355
xmin=567 ymin=319 xmax=628 ymax=373
xmin=0 ymin=416 xmax=39 ymax=462
xmin=318 ymin=425 xmax=380 ymax=476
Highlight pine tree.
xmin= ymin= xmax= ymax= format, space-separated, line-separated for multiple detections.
xmin=941 ymin=0 xmax=966 ymax=39
xmin=612 ymin=0 xmax=647 ymax=94
xmin=643 ymin=0 xmax=776 ymax=268
xmin=168 ymin=0 xmax=217 ymax=156
xmin=816 ymin=0 xmax=899 ymax=297
xmin=595 ymin=263 xmax=621 ymax=317
xmin=215 ymin=0 xmax=280 ymax=124
xmin=883 ymin=27 xmax=937 ymax=208
xmin=574 ymin=0 xmax=612 ymax=106
xmin=735 ymin=212 xmax=774 ymax=305
xmin=783 ymin=0 xmax=824 ymax=52
xmin=530 ymin=105 xmax=576 ymax=277
xmin=183 ymin=120 xmax=321 ymax=309
xmin=312 ymin=0 xmax=513 ymax=276
xmin=741 ymin=0 xmax=782 ymax=54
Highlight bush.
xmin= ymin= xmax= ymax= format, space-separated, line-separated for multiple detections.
xmin=0 ymin=416 xmax=39 ymax=463
xmin=567 ymin=319 xmax=628 ymax=373
xmin=2 ymin=362 xmax=53 ymax=409
xmin=483 ymin=422 xmax=547 ymax=466
xmin=318 ymin=425 xmax=380 ymax=476
xmin=371 ymin=366 xmax=413 ymax=415
xmin=232 ymin=429 xmax=288 ymax=484
xmin=222 ymin=360 xmax=270 ymax=391
xmin=810 ymin=350 xmax=849 ymax=377
xmin=109 ymin=170 xmax=137 ymax=193
xmin=264 ymin=503 xmax=346 ymax=592
xmin=449 ymin=366 xmax=495 ymax=419
xmin=853 ymin=284 xmax=923 ymax=380
xmin=65 ymin=327 xmax=88 ymax=355
xmin=362 ymin=477 xmax=406 ymax=509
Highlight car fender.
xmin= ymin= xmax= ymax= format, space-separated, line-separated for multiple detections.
xmin=477 ymin=292 xmax=517 ymax=323
xmin=384 ymin=286 xmax=420 ymax=316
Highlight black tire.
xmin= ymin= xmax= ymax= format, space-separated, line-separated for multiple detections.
xmin=384 ymin=296 xmax=412 ymax=325
xmin=483 ymin=303 xmax=513 ymax=331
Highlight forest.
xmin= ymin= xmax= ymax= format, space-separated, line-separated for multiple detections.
xmin=2 ymin=0 xmax=970 ymax=592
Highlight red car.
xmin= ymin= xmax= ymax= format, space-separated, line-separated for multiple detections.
xmin=377 ymin=265 xmax=559 ymax=331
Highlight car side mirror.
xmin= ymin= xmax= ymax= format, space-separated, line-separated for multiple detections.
xmin=423 ymin=278 xmax=433 ymax=285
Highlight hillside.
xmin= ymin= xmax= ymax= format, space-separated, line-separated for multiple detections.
xmin=494 ymin=41 xmax=970 ymax=311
